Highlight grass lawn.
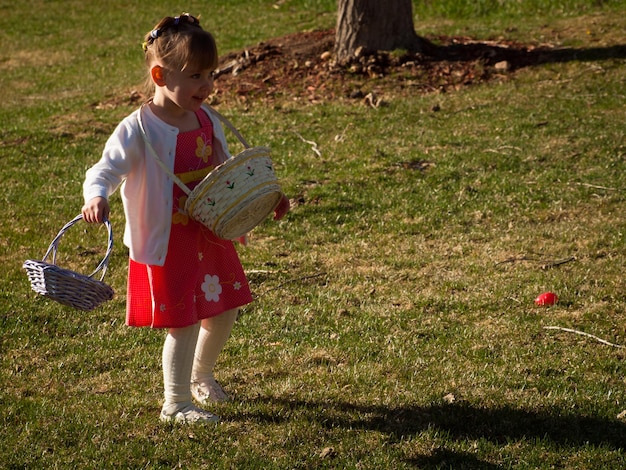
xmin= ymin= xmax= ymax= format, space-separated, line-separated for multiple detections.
xmin=1 ymin=1 xmax=625 ymax=468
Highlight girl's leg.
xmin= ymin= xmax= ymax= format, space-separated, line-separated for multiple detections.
xmin=191 ymin=309 xmax=238 ymax=404
xmin=161 ymin=322 xmax=219 ymax=423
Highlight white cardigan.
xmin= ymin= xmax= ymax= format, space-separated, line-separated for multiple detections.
xmin=83 ymin=104 xmax=232 ymax=266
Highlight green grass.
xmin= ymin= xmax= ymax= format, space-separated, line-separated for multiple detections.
xmin=2 ymin=1 xmax=626 ymax=469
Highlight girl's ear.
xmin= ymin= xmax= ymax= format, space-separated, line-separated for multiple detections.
xmin=150 ymin=66 xmax=166 ymax=86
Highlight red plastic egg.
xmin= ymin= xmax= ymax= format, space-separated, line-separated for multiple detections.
xmin=535 ymin=292 xmax=558 ymax=306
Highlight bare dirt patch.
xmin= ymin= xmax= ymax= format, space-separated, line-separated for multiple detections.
xmin=98 ymin=28 xmax=625 ymax=109
xmin=210 ymin=28 xmax=576 ymax=106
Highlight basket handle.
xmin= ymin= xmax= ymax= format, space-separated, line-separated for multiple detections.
xmin=205 ymin=105 xmax=251 ymax=149
xmin=42 ymin=214 xmax=114 ymax=281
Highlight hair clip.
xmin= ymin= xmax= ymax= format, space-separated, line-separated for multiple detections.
xmin=150 ymin=29 xmax=160 ymax=39
xmin=174 ymin=13 xmax=199 ymax=26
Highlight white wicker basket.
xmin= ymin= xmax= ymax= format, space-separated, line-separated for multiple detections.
xmin=138 ymin=106 xmax=282 ymax=240
xmin=23 ymin=215 xmax=114 ymax=311
xmin=186 ymin=146 xmax=282 ymax=239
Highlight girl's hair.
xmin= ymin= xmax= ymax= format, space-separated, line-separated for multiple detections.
xmin=142 ymin=13 xmax=218 ymax=91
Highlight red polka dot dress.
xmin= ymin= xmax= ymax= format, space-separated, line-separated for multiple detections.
xmin=126 ymin=110 xmax=253 ymax=328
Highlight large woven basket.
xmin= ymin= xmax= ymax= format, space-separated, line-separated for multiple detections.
xmin=138 ymin=105 xmax=282 ymax=240
xmin=23 ymin=215 xmax=114 ymax=311
xmin=186 ymin=146 xmax=282 ymax=240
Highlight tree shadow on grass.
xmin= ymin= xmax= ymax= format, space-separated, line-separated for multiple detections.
xmin=431 ymin=40 xmax=626 ymax=70
xmin=236 ymin=397 xmax=626 ymax=468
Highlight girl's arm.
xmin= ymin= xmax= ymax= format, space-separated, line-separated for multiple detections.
xmin=82 ymin=196 xmax=110 ymax=224
xmin=82 ymin=117 xmax=139 ymax=223
xmin=273 ymin=193 xmax=290 ymax=220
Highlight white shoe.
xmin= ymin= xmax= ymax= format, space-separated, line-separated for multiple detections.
xmin=191 ymin=377 xmax=230 ymax=404
xmin=160 ymin=404 xmax=220 ymax=424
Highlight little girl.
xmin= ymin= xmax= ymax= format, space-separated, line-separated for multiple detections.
xmin=82 ymin=13 xmax=290 ymax=423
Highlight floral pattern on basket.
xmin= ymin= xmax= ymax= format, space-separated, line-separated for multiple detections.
xmin=186 ymin=146 xmax=282 ymax=239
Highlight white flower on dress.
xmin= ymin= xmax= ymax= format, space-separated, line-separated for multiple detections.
xmin=201 ymin=274 xmax=222 ymax=302
xmin=233 ymin=281 xmax=242 ymax=291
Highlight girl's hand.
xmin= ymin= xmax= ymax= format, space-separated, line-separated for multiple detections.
xmin=82 ymin=197 xmax=110 ymax=224
xmin=273 ymin=194 xmax=290 ymax=221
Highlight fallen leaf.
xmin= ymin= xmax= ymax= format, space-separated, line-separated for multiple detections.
xmin=443 ymin=393 xmax=456 ymax=404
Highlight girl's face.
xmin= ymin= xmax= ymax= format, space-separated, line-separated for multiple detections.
xmin=155 ymin=65 xmax=214 ymax=114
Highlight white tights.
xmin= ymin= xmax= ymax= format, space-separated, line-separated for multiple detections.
xmin=161 ymin=309 xmax=238 ymax=414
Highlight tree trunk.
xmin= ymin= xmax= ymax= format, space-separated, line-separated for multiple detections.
xmin=335 ymin=0 xmax=431 ymax=62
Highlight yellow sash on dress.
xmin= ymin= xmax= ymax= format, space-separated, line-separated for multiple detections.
xmin=175 ymin=167 xmax=214 ymax=185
